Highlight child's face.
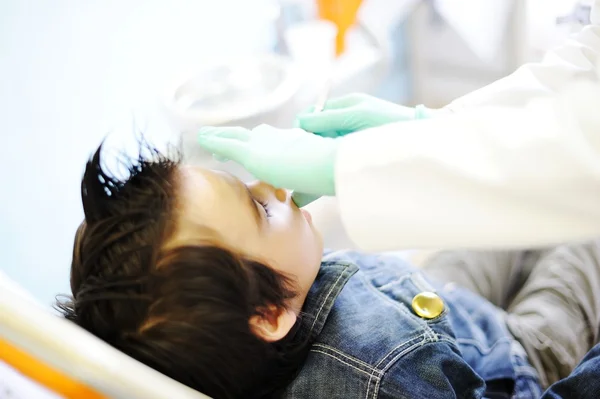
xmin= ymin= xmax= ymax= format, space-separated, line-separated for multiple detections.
xmin=170 ymin=166 xmax=323 ymax=307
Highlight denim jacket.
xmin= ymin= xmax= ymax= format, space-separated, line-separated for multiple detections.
xmin=282 ymin=250 xmax=541 ymax=399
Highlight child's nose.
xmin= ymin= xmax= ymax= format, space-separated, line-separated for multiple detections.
xmin=248 ymin=181 xmax=289 ymax=203
xmin=274 ymin=188 xmax=288 ymax=203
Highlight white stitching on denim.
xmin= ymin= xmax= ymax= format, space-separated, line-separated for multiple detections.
xmin=375 ymin=328 xmax=431 ymax=370
xmin=310 ymin=271 xmax=346 ymax=333
xmin=365 ymin=332 xmax=431 ymax=399
xmin=424 ymin=324 xmax=436 ymax=342
xmin=312 ymin=344 xmax=381 ymax=373
xmin=359 ymin=283 xmax=419 ymax=398
xmin=365 ymin=374 xmax=373 ymax=399
xmin=371 ymin=333 xmax=435 ymax=398
xmin=359 ymin=272 xmax=443 ymax=399
xmin=386 ymin=334 xmax=432 ymax=368
xmin=372 ymin=374 xmax=380 ymax=399
xmin=373 ymin=335 xmax=465 ymax=399
xmin=356 ymin=270 xmax=455 ymax=398
xmin=373 ymin=333 xmax=460 ymax=397
xmin=310 ymin=349 xmax=379 ymax=378
xmin=435 ymin=334 xmax=456 ymax=344
xmin=398 ymin=303 xmax=437 ymax=343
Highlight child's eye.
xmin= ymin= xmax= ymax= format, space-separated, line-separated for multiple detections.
xmin=256 ymin=199 xmax=271 ymax=218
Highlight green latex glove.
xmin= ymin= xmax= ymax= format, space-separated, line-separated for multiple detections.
xmin=296 ymin=93 xmax=433 ymax=137
xmin=289 ymin=191 xmax=321 ymax=208
xmin=197 ymin=125 xmax=339 ymax=200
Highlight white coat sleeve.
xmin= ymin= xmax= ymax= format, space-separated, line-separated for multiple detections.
xmin=335 ymin=15 xmax=600 ymax=251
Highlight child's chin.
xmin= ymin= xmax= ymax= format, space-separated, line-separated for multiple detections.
xmin=300 ymin=208 xmax=313 ymax=224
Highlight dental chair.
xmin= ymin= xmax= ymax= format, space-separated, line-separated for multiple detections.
xmin=0 ymin=272 xmax=211 ymax=399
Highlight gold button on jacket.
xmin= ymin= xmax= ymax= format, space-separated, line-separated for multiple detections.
xmin=412 ymin=292 xmax=444 ymax=319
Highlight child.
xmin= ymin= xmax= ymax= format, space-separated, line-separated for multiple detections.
xmin=57 ymin=141 xmax=599 ymax=398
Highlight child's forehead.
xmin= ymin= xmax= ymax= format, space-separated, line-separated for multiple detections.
xmin=178 ymin=166 xmax=249 ymax=201
xmin=177 ymin=166 xmax=229 ymax=198
xmin=173 ymin=166 xmax=258 ymax=241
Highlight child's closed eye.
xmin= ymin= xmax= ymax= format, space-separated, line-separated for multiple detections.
xmin=255 ymin=198 xmax=272 ymax=218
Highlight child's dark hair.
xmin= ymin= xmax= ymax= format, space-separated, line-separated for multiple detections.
xmin=56 ymin=141 xmax=310 ymax=398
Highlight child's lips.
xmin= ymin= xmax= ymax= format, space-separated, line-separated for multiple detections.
xmin=301 ymin=208 xmax=312 ymax=224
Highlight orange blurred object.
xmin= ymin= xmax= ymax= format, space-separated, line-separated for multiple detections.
xmin=316 ymin=0 xmax=363 ymax=55
xmin=0 ymin=337 xmax=107 ymax=399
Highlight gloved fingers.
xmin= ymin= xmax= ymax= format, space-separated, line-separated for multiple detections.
xmin=296 ymin=108 xmax=359 ymax=135
xmin=291 ymin=191 xmax=321 ymax=208
xmin=197 ymin=134 xmax=248 ymax=163
xmin=198 ymin=126 xmax=251 ymax=141
xmin=294 ymin=114 xmax=340 ymax=136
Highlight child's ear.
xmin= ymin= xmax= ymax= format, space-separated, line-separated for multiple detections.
xmin=249 ymin=306 xmax=297 ymax=342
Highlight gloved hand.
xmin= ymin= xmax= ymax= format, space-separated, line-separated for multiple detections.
xmin=289 ymin=191 xmax=321 ymax=208
xmin=197 ymin=125 xmax=339 ymax=202
xmin=296 ymin=93 xmax=433 ymax=137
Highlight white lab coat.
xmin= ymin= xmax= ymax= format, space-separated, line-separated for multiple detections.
xmin=335 ymin=1 xmax=600 ymax=251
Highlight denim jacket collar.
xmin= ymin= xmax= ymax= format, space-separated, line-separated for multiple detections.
xmin=297 ymin=260 xmax=359 ymax=341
